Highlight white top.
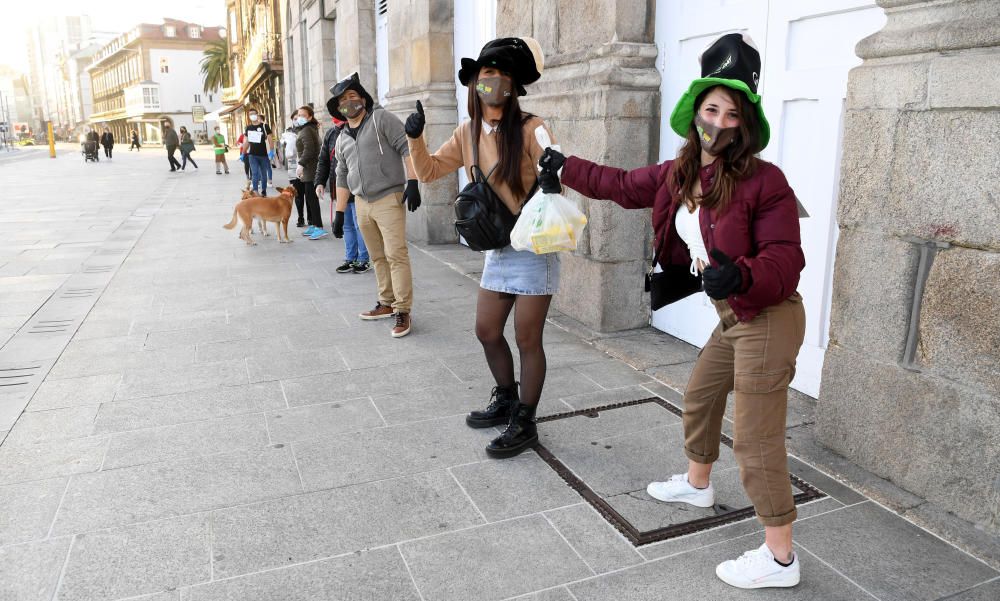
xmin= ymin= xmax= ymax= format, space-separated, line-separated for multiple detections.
xmin=675 ymin=205 xmax=709 ymax=276
xmin=281 ymin=130 xmax=298 ymax=175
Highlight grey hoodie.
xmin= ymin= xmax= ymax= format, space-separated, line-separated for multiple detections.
xmin=334 ymin=108 xmax=410 ymax=201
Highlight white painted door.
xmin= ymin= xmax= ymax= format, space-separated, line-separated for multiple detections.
xmin=453 ymin=0 xmax=497 ymax=189
xmin=375 ymin=0 xmax=390 ymax=105
xmin=652 ymin=0 xmax=886 ymax=397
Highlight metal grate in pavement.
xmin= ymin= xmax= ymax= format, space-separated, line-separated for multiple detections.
xmin=0 ymin=365 xmax=41 ymax=388
xmin=533 ymin=397 xmax=826 ymax=546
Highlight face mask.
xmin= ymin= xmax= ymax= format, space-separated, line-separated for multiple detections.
xmin=694 ymin=114 xmax=737 ymax=156
xmin=476 ymin=76 xmax=513 ymax=107
xmin=249 ymin=114 xmax=259 ymax=122
xmin=339 ymin=99 xmax=365 ymax=119
xmin=295 ymin=116 xmax=308 ymax=126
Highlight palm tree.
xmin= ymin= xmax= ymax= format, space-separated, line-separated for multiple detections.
xmin=200 ymin=39 xmax=231 ymax=94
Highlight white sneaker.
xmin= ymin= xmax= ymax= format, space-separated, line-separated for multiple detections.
xmin=716 ymin=543 xmax=800 ymax=589
xmin=646 ymin=473 xmax=715 ymax=507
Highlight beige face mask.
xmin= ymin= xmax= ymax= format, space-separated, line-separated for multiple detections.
xmin=694 ymin=114 xmax=738 ymax=155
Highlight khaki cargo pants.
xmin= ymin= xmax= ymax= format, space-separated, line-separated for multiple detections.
xmin=356 ymin=192 xmax=412 ymax=314
xmin=683 ymin=293 xmax=806 ymax=527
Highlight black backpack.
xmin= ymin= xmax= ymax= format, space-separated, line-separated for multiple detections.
xmin=454 ymin=137 xmax=537 ymax=251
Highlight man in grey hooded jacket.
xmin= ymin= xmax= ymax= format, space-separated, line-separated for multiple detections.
xmin=330 ymin=72 xmax=421 ymax=338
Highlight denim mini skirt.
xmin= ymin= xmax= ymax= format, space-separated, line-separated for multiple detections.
xmin=480 ymin=245 xmax=560 ymax=296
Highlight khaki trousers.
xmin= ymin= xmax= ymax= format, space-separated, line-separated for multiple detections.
xmin=356 ymin=192 xmax=412 ymax=313
xmin=682 ymin=293 xmax=806 ymax=527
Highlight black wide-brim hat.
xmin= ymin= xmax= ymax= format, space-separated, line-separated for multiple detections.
xmin=327 ymin=72 xmax=376 ymax=119
xmin=669 ymin=32 xmax=771 ymax=149
xmin=457 ymin=37 xmax=544 ymax=96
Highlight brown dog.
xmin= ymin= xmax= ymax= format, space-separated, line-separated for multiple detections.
xmin=223 ymin=187 xmax=295 ymax=245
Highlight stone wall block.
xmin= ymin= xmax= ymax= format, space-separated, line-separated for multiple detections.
xmin=888 ymin=110 xmax=1000 ymax=249
xmin=928 ymin=51 xmax=1000 ymax=108
xmin=835 ymin=109 xmax=898 ymax=230
xmin=533 ymin=0 xmax=560 ymax=57
xmin=846 ymin=60 xmax=928 ymax=110
xmin=817 ymin=345 xmax=1000 ymax=532
xmin=554 ymin=253 xmax=649 ymax=331
xmin=557 ymin=0 xmax=616 ymax=54
xmin=826 ymin=229 xmax=917 ymax=358
xmin=585 ymin=200 xmax=651 ymax=263
xmin=497 ymin=1 xmax=533 ymax=38
xmin=916 ymin=247 xmax=1000 ymax=397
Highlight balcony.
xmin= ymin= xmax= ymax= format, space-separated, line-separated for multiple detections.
xmin=240 ymin=32 xmax=282 ymax=87
xmin=124 ymin=82 xmax=161 ymax=117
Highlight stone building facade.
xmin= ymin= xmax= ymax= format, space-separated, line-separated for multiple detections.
xmin=287 ymin=0 xmax=998 ymax=538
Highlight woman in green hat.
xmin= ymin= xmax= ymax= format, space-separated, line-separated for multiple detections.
xmin=537 ymin=33 xmax=807 ymax=589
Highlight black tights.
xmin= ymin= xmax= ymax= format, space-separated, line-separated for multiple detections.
xmin=475 ymin=288 xmax=552 ymax=407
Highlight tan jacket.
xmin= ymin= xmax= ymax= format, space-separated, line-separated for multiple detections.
xmin=407 ymin=116 xmax=553 ymax=216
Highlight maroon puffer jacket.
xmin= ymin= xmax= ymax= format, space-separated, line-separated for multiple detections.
xmin=561 ymin=156 xmax=804 ymax=323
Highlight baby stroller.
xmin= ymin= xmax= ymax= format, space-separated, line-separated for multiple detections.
xmin=82 ymin=140 xmax=99 ymax=162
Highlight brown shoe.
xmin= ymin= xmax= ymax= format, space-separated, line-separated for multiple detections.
xmin=360 ymin=302 xmax=395 ymax=320
xmin=391 ymin=312 xmax=411 ymax=338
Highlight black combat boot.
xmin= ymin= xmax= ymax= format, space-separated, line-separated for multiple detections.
xmin=466 ymin=384 xmax=518 ymax=428
xmin=485 ymin=402 xmax=538 ymax=459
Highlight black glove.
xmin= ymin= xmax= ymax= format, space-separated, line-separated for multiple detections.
xmin=405 ymin=100 xmax=425 ymax=139
xmin=403 ymin=179 xmax=421 ymax=212
xmin=538 ymin=147 xmax=566 ymax=194
xmin=333 ymin=211 xmax=345 ymax=238
xmin=702 ymin=249 xmax=743 ymax=300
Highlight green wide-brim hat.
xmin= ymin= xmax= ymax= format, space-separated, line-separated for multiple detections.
xmin=669 ymin=77 xmax=770 ymax=150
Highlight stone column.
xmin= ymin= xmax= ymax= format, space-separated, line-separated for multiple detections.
xmin=498 ymin=0 xmax=660 ymax=331
xmin=386 ymin=0 xmax=459 ymax=244
xmin=334 ymin=0 xmax=377 ymax=89
xmin=818 ymin=0 xmax=1000 ymax=534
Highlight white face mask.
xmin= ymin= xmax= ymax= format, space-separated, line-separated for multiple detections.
xmin=295 ymin=116 xmax=308 ymax=126
xmin=249 ymin=114 xmax=259 ymax=122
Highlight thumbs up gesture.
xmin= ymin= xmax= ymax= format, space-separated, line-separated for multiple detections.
xmin=405 ymin=100 xmax=425 ymax=139
xmin=702 ymin=249 xmax=744 ymax=300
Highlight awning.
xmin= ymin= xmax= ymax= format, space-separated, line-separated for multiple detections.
xmin=217 ymin=104 xmax=244 ymax=118
xmin=203 ymin=110 xmax=221 ymax=121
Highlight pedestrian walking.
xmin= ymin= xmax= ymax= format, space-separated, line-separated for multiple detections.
xmin=406 ymin=36 xmax=552 ymax=458
xmin=241 ymin=107 xmax=273 ymax=196
xmin=539 ymin=33 xmax=807 ymax=589
xmin=317 ymin=108 xmax=368 ymax=272
xmin=212 ymin=126 xmax=229 ymax=174
xmin=329 ymin=72 xmax=421 ymax=338
xmin=295 ymin=106 xmax=324 ymax=239
xmin=163 ymin=123 xmax=181 ymax=171
xmin=179 ymin=126 xmax=198 ymax=171
xmin=130 ymin=129 xmax=141 ymax=151
xmin=237 ymin=132 xmax=251 ymax=188
xmin=100 ymin=127 xmax=114 ymax=159
xmin=280 ymin=113 xmax=306 ymax=226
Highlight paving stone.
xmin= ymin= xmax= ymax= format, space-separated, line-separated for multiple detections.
xmin=94 ymin=382 xmax=285 ymax=433
xmin=372 ymin=376 xmax=499 ymax=425
xmin=130 ymin=311 xmax=228 ymax=334
xmin=293 ymin=415 xmax=494 ymax=492
xmin=116 ymin=359 xmax=248 ymax=399
xmin=569 ymin=533 xmax=872 ymax=601
xmin=449 ymin=453 xmax=581 ymax=522
xmin=228 ymin=300 xmax=320 ymax=321
xmin=143 ymin=325 xmax=251 ymax=350
xmin=48 ymin=345 xmax=195 ymax=380
xmin=0 ymin=537 xmax=72 ymax=601
xmin=184 ymin=546 xmax=420 ymax=601
xmin=51 ymin=447 xmax=301 ymax=535
xmin=0 ymin=436 xmax=107 ymax=485
xmin=3 ymin=406 xmax=98 ymax=446
xmin=0 ymin=477 xmax=67 ymax=545
xmin=26 ymin=373 xmax=121 ymax=411
xmin=943 ymin=580 xmax=1000 ymax=601
xmin=73 ymin=317 xmax=133 ymax=340
xmin=265 ymin=398 xmax=384 ymax=443
xmin=212 ymin=469 xmax=483 ymax=578
xmin=570 ymin=358 xmax=655 ymax=389
xmin=510 ymin=588 xmax=578 ymax=601
xmin=544 ymin=503 xmax=645 ymax=574
xmin=538 ymin=366 xmax=606 ymax=404
xmin=282 ymin=359 xmax=460 ymax=407
xmin=400 ymin=514 xmax=593 ymax=601
xmin=246 ymin=348 xmax=348 ymax=383
xmin=793 ymin=501 xmax=999 ymax=601
xmin=57 ymin=514 xmax=211 ymax=601
xmin=195 ymin=335 xmax=290 ymax=363
xmin=103 ymin=413 xmax=270 ymax=469
xmin=538 ymin=402 xmax=680 ymax=448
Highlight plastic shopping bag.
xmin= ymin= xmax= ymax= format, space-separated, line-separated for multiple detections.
xmin=510 ymin=128 xmax=588 ymax=254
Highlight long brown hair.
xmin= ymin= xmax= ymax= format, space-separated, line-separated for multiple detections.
xmin=467 ymin=72 xmax=535 ymax=201
xmin=671 ymin=85 xmax=762 ymax=213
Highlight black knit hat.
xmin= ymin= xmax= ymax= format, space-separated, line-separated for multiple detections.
xmin=457 ymin=37 xmax=544 ymax=97
xmin=327 ymin=72 xmax=375 ymax=118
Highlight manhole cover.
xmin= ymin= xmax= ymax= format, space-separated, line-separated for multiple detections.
xmin=533 ymin=397 xmax=824 ymax=546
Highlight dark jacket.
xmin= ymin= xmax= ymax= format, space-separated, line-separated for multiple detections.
xmin=314 ymin=125 xmax=342 ymax=190
xmin=294 ymin=121 xmax=321 ymax=182
xmin=163 ymin=127 xmax=179 ymax=148
xmin=561 ymin=156 xmax=804 ymax=323
xmin=100 ymin=132 xmax=113 ymax=147
xmin=180 ymin=131 xmax=195 ymax=153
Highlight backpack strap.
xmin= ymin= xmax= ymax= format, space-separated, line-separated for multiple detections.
xmin=470 ymin=126 xmax=500 ymax=183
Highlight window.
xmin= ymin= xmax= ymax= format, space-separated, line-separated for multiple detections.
xmin=194 ymin=94 xmax=201 ymax=103
xmin=189 ymin=27 xmax=201 ymax=38
xmin=164 ymin=25 xmax=176 ymax=37
xmin=208 ymin=94 xmax=213 ymax=102
xmin=143 ymin=87 xmax=159 ymax=108
xmin=159 ymin=58 xmax=169 ymax=74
